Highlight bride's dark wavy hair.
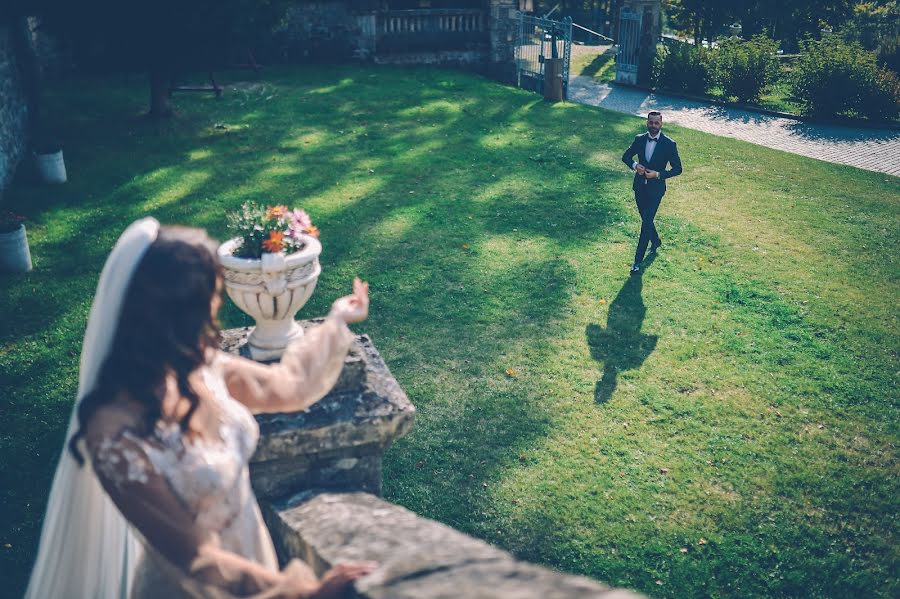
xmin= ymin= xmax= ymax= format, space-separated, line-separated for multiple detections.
xmin=69 ymin=226 xmax=223 ymax=464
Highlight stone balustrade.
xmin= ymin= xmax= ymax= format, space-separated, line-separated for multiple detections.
xmin=222 ymin=320 xmax=644 ymax=599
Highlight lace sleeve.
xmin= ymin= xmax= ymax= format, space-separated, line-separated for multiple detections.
xmin=220 ymin=316 xmax=355 ymax=414
xmin=84 ymin=407 xmax=319 ymax=598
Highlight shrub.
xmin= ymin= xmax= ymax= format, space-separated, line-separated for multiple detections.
xmin=653 ymin=42 xmax=710 ymax=93
xmin=862 ymin=67 xmax=900 ymax=120
xmin=710 ymin=35 xmax=781 ymax=102
xmin=791 ymin=36 xmax=899 ymax=119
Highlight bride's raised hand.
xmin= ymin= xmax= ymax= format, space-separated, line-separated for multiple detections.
xmin=328 ymin=277 xmax=369 ymax=325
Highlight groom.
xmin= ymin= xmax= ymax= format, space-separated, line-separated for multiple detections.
xmin=621 ymin=111 xmax=682 ymax=274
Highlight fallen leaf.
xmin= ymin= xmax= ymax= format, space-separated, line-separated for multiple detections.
xmin=505 ymin=368 xmax=518 ymax=377
xmin=660 ymin=467 xmax=670 ymax=474
xmin=462 ymin=244 xmax=471 ymax=249
xmin=482 ymin=482 xmax=488 ymax=488
xmin=599 ymin=299 xmax=607 ymax=304
xmin=656 ymin=580 xmax=664 ymax=585
xmin=680 ymin=547 xmax=688 ymax=553
xmin=721 ymin=458 xmax=727 ymax=464
xmin=698 ymin=538 xmax=708 ymax=545
xmin=818 ymin=424 xmax=825 ymax=429
xmin=518 ymin=452 xmax=526 ymax=462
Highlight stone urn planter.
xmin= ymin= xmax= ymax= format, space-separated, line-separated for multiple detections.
xmin=33 ymin=144 xmax=67 ymax=184
xmin=0 ymin=223 xmax=33 ymax=273
xmin=218 ymin=234 xmax=322 ymax=361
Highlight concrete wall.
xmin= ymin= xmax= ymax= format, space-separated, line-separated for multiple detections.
xmin=0 ymin=23 xmax=29 ymax=195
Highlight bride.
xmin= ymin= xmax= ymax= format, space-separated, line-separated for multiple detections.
xmin=25 ymin=218 xmax=376 ymax=598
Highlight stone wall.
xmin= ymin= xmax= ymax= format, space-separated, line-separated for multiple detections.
xmin=263 ymin=1 xmax=518 ymax=76
xmin=268 ymin=1 xmax=364 ymax=62
xmin=264 ymin=491 xmax=644 ymax=599
xmin=0 ymin=23 xmax=29 ymax=196
xmin=225 ymin=321 xmax=644 ymax=599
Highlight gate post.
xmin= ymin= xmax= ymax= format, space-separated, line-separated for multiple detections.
xmin=615 ymin=0 xmax=661 ymax=86
xmin=543 ymin=58 xmax=563 ymax=101
xmin=489 ymin=0 xmax=519 ymax=83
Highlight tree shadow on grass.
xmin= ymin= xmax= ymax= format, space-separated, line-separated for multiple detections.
xmin=2 ymin=64 xmax=647 ymax=597
xmin=586 ymin=265 xmax=658 ymax=404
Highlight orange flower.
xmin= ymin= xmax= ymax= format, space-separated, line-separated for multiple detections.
xmin=262 ymin=230 xmax=285 ymax=253
xmin=266 ymin=205 xmax=289 ymax=219
xmin=306 ymin=225 xmax=320 ymax=239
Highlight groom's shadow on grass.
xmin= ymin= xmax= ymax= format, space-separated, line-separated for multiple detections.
xmin=586 ymin=261 xmax=658 ymax=404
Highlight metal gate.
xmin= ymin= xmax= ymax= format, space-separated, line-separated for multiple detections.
xmin=515 ymin=13 xmax=572 ymax=99
xmin=615 ymin=9 xmax=641 ymax=84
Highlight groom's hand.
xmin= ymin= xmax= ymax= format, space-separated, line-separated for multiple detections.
xmin=644 ymin=169 xmax=659 ymax=179
xmin=635 ymin=164 xmax=646 ymax=175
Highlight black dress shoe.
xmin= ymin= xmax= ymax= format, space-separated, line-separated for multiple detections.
xmin=630 ymin=264 xmax=641 ymax=275
xmin=649 ymin=242 xmax=661 ymax=254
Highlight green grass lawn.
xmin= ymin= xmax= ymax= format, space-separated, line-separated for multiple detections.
xmin=571 ymin=45 xmax=617 ymax=82
xmin=1 ymin=65 xmax=898 ymax=599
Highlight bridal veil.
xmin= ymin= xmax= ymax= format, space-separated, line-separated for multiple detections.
xmin=25 ymin=217 xmax=160 ymax=599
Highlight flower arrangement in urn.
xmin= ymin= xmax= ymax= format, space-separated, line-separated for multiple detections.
xmin=219 ymin=202 xmax=323 ymax=361
xmin=226 ymin=202 xmax=320 ymax=258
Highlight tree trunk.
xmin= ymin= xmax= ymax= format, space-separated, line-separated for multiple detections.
xmin=148 ymin=70 xmax=173 ymax=118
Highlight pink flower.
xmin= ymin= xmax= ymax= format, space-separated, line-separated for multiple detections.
xmin=288 ymin=208 xmax=313 ymax=238
xmin=291 ymin=209 xmax=312 ymax=229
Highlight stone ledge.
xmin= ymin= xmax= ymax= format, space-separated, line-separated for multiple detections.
xmin=262 ymin=491 xmax=645 ymax=599
xmin=222 ymin=322 xmax=415 ymax=499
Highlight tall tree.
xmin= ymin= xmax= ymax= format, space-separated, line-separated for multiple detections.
xmin=25 ymin=0 xmax=284 ymax=117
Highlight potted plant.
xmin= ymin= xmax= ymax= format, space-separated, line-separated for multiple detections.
xmin=218 ymin=202 xmax=322 ymax=361
xmin=0 ymin=211 xmax=33 ymax=273
xmin=33 ymin=135 xmax=67 ymax=184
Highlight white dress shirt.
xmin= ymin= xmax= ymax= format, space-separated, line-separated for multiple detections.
xmin=645 ymin=133 xmax=660 ymax=162
xmin=632 ymin=134 xmax=662 ymax=171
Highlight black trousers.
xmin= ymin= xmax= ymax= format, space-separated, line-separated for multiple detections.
xmin=634 ymin=184 xmax=662 ymax=265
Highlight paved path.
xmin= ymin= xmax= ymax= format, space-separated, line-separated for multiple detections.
xmin=567 ymin=73 xmax=900 ymax=177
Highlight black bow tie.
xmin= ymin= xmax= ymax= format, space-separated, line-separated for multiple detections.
xmin=647 ymin=137 xmax=658 ymax=143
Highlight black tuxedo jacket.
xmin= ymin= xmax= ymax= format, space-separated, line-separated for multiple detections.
xmin=621 ymin=132 xmax=683 ymax=195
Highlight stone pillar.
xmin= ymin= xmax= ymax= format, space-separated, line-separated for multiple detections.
xmin=615 ymin=0 xmax=661 ymax=87
xmin=488 ymin=0 xmax=519 ymax=83
xmin=221 ymin=320 xmax=415 ymax=500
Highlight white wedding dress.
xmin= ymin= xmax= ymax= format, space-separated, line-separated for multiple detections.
xmin=85 ymin=356 xmax=276 ymax=598
xmin=25 ymin=219 xmax=354 ymax=598
xmin=84 ymin=319 xmax=353 ymax=598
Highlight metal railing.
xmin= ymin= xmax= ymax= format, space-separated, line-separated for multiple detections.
xmin=573 ymin=22 xmax=615 ymax=44
xmin=515 ymin=13 xmax=573 ymax=99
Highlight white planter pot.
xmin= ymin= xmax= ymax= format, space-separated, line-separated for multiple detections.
xmin=34 ymin=150 xmax=67 ymax=184
xmin=0 ymin=224 xmax=33 ymax=273
xmin=218 ymin=235 xmax=322 ymax=361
